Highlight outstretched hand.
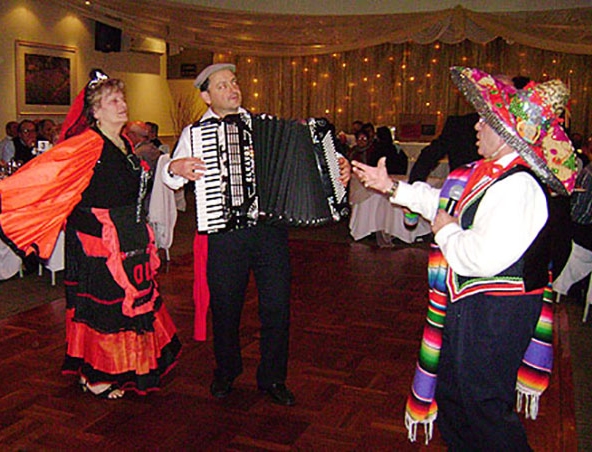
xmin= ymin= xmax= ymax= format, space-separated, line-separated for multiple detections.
xmin=351 ymin=157 xmax=392 ymax=193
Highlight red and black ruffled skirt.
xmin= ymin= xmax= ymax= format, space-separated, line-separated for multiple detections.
xmin=61 ymin=205 xmax=181 ymax=394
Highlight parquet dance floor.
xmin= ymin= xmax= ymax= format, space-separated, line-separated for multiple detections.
xmin=0 ymin=232 xmax=577 ymax=450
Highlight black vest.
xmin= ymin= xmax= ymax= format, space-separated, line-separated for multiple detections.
xmin=457 ymin=165 xmax=551 ymax=292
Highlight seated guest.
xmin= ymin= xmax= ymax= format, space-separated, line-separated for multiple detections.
xmin=35 ymin=118 xmax=57 ymax=154
xmin=0 ymin=121 xmax=19 ymax=165
xmin=124 ymin=120 xmax=149 ymax=146
xmin=351 ymin=120 xmax=364 ymax=135
xmin=13 ymin=120 xmax=38 ymax=164
xmin=124 ymin=121 xmax=162 ymax=170
xmin=338 ymin=119 xmax=364 ymax=149
xmin=362 ymin=122 xmax=377 ymax=145
xmin=36 ymin=118 xmax=56 ymax=143
xmin=348 ymin=129 xmax=375 ymax=164
xmin=146 ymin=121 xmax=163 ymax=147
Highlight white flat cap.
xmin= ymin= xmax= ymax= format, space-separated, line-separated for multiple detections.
xmin=194 ymin=63 xmax=236 ymax=90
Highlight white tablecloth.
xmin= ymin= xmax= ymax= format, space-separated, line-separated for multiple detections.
xmin=398 ymin=141 xmax=449 ymax=179
xmin=398 ymin=141 xmax=429 ymax=162
xmin=0 ymin=232 xmax=64 ymax=282
xmin=0 ymin=240 xmax=21 ymax=280
xmin=44 ymin=231 xmax=65 ymax=272
xmin=348 ymin=177 xmax=431 ymax=244
xmin=38 ymin=230 xmax=65 ymax=285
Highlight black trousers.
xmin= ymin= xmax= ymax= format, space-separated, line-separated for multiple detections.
xmin=435 ymin=292 xmax=543 ymax=451
xmin=207 ymin=223 xmax=291 ymax=388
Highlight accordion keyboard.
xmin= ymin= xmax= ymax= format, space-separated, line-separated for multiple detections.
xmin=192 ymin=121 xmax=226 ymax=232
xmin=321 ymin=131 xmax=347 ymax=207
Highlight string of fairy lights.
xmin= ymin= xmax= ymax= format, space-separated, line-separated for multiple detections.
xmin=216 ymin=38 xmax=592 ymax=136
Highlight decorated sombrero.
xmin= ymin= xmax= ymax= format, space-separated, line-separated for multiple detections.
xmin=450 ymin=66 xmax=578 ymax=195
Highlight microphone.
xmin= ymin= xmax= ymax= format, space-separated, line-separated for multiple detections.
xmin=445 ymin=185 xmax=464 ymax=215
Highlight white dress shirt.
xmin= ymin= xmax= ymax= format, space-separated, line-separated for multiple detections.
xmin=393 ymin=151 xmax=548 ymax=278
xmin=162 ymin=107 xmax=249 ymax=191
xmin=0 ymin=137 xmax=15 ymax=162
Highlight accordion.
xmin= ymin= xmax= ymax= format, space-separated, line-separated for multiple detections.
xmin=190 ymin=113 xmax=347 ymax=233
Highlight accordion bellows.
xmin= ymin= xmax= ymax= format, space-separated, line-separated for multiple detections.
xmin=190 ymin=113 xmax=347 ymax=233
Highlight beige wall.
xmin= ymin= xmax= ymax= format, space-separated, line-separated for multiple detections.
xmin=0 ymin=0 xmax=183 ymax=140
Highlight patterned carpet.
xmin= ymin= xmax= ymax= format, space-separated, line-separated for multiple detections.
xmin=0 ymin=202 xmax=590 ymax=449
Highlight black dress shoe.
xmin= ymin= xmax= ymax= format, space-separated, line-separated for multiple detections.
xmin=210 ymin=377 xmax=233 ymax=398
xmin=260 ymin=383 xmax=295 ymax=406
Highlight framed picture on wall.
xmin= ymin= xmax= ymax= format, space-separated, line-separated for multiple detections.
xmin=15 ymin=40 xmax=77 ymax=115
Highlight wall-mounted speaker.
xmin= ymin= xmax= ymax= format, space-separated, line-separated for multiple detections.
xmin=95 ymin=21 xmax=122 ymax=53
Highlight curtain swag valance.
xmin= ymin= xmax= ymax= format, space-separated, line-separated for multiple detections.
xmin=56 ymin=1 xmax=592 ymax=56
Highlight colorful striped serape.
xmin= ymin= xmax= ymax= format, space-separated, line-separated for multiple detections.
xmin=404 ymin=163 xmax=554 ymax=444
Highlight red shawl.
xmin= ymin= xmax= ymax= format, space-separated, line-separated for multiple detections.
xmin=0 ymin=129 xmax=102 ymax=259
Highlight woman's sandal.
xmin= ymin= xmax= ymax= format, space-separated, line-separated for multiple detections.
xmin=79 ymin=377 xmax=124 ymax=399
xmin=91 ymin=384 xmax=124 ymax=400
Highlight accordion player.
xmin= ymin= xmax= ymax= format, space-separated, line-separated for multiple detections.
xmin=185 ymin=112 xmax=348 ymax=234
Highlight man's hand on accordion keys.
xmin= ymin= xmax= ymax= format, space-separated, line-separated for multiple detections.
xmin=168 ymin=157 xmax=206 ymax=181
xmin=338 ymin=156 xmax=352 ymax=187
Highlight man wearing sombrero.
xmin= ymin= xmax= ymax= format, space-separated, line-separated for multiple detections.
xmin=352 ymin=66 xmax=577 ymax=449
